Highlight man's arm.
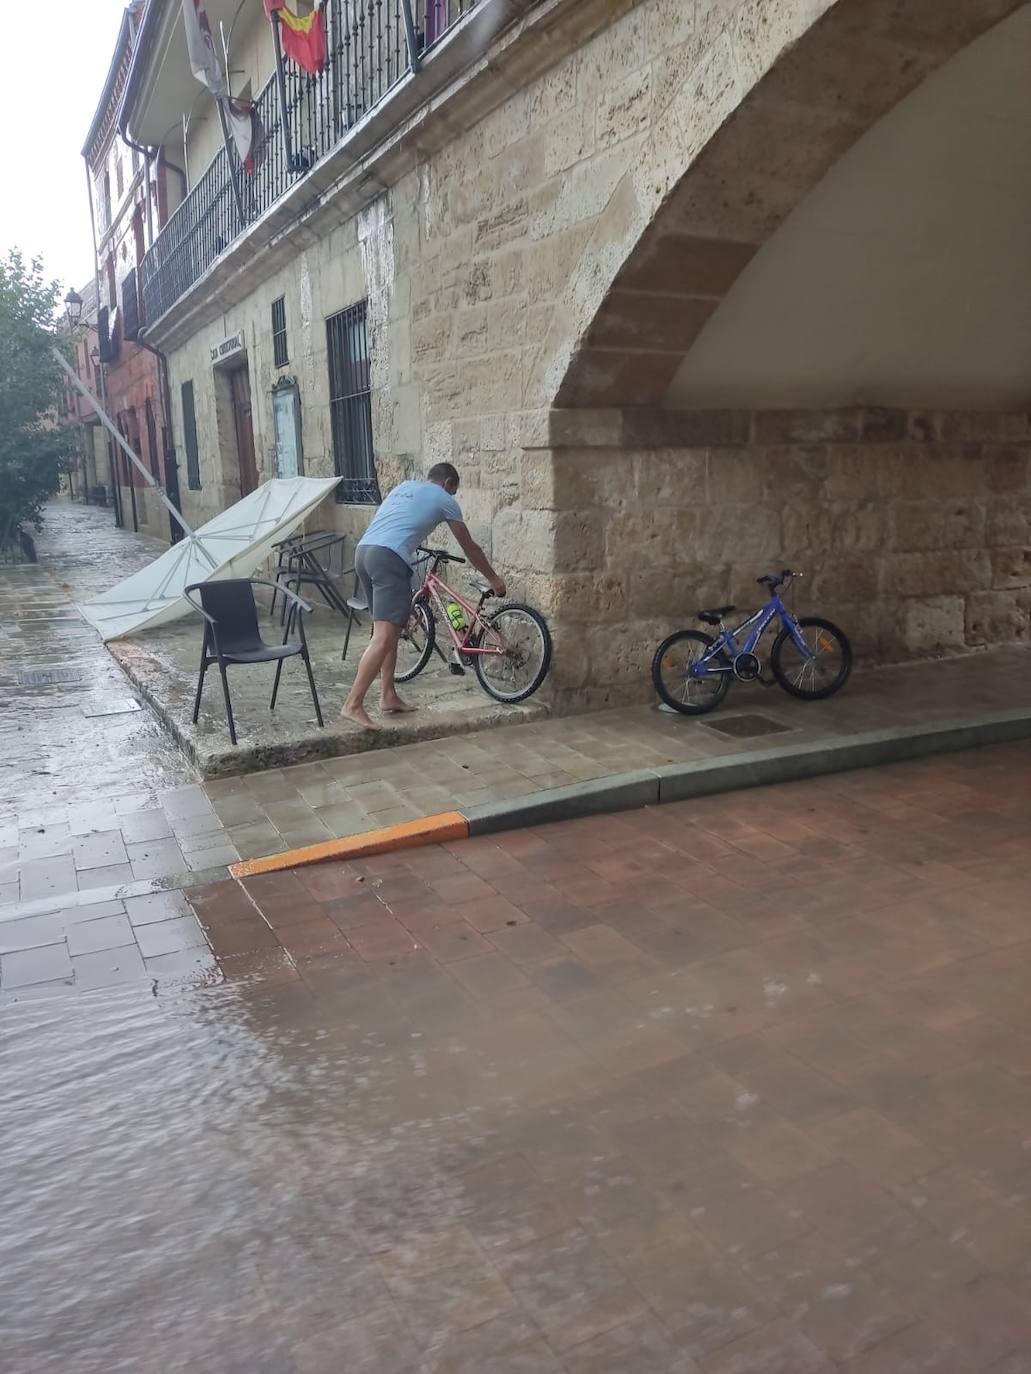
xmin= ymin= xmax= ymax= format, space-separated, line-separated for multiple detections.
xmin=447 ymin=520 xmax=506 ymax=597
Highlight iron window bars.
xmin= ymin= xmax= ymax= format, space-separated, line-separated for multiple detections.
xmin=327 ymin=301 xmax=378 ymax=504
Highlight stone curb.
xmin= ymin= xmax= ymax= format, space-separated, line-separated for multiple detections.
xmin=465 ymin=708 xmax=1031 ymax=833
xmin=217 ymin=706 xmax=1031 ymax=877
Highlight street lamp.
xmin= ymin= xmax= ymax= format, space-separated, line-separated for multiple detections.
xmin=64 ymin=288 xmax=84 ymax=328
xmin=61 ymin=290 xmax=93 ymax=507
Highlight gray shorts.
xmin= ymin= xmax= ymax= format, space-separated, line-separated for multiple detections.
xmin=355 ymin=544 xmax=413 ymax=626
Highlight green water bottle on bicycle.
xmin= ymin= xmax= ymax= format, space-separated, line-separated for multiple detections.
xmin=445 ymin=600 xmax=467 ymax=633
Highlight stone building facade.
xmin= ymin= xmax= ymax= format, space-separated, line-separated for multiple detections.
xmin=120 ymin=0 xmax=1030 ymax=706
xmin=84 ymin=1 xmax=177 ymax=539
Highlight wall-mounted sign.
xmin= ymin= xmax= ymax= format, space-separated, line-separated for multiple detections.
xmin=272 ymin=377 xmax=303 ymax=478
xmin=210 ymin=332 xmax=244 ymax=364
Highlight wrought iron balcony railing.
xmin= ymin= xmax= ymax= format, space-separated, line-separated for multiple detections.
xmin=141 ymin=0 xmax=478 ymax=326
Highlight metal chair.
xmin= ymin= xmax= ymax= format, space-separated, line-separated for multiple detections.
xmin=269 ymin=529 xmax=330 ymax=621
xmin=278 ymin=531 xmax=352 ymax=624
xmin=185 ymin=578 xmax=324 ymax=746
xmin=341 ymin=570 xmax=369 ymax=661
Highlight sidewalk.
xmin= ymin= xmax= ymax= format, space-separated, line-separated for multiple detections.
xmin=3 ymin=502 xmax=1031 ymax=988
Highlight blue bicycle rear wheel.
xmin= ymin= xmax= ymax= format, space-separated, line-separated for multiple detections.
xmin=652 ymin=630 xmax=731 ymax=715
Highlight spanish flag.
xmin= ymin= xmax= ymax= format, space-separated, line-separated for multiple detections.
xmin=264 ymin=1 xmax=327 ymax=75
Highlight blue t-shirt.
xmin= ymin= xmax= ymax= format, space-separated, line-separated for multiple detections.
xmin=357 ymin=480 xmax=463 ymax=566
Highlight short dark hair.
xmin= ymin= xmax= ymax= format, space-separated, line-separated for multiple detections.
xmin=428 ymin=462 xmax=459 ymax=487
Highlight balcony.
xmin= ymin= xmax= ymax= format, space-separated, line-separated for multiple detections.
xmin=140 ymin=0 xmax=478 ymax=328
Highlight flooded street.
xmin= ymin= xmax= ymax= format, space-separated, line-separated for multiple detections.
xmin=1 ymin=975 xmax=501 ymax=1374
xmin=0 ymin=506 xmax=191 ymax=821
xmin=4 ymin=506 xmax=1031 ymax=1371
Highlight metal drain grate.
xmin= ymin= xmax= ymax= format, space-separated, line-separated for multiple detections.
xmin=700 ymin=713 xmax=792 ymax=739
xmin=17 ymin=667 xmax=85 ymax=687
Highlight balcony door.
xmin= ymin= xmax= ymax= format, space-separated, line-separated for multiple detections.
xmin=229 ymin=364 xmax=258 ymax=497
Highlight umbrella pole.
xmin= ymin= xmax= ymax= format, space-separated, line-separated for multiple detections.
xmin=53 ymin=347 xmax=217 ymax=569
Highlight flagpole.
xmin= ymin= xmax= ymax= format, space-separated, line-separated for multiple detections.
xmin=269 ymin=11 xmax=299 ymax=174
xmin=53 ymin=347 xmax=216 ymax=567
xmin=216 ymin=98 xmax=248 ymax=224
xmin=400 ymin=0 xmax=421 ymax=72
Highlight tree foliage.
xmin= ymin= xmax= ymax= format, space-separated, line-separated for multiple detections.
xmin=0 ymin=251 xmax=74 ymax=553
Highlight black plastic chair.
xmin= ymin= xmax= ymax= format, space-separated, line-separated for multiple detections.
xmin=184 ymin=578 xmax=324 ymax=746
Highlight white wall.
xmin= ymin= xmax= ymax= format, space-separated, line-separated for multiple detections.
xmin=666 ymin=5 xmax=1031 ymax=410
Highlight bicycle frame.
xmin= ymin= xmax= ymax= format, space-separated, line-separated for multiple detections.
xmin=693 ymin=595 xmax=814 ymax=675
xmin=414 ymin=569 xmax=505 ymax=658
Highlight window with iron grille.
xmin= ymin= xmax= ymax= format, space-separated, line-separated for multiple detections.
xmin=271 ymin=296 xmax=288 ymax=368
xmin=326 ymin=302 xmax=378 ymax=504
xmin=181 ymin=380 xmax=201 ymax=490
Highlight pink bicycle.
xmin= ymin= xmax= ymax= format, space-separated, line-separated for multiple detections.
xmin=395 ymin=546 xmax=552 ymax=703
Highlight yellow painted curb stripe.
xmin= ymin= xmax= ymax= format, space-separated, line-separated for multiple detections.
xmin=229 ymin=811 xmax=469 ymax=879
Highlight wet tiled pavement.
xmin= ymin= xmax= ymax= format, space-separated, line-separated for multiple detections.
xmin=3 ymin=499 xmax=1030 ymax=1028
xmin=3 ymin=741 xmax=1031 ymax=1369
xmin=0 ymin=508 xmax=190 ymax=827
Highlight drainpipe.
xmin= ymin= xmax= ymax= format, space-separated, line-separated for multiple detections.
xmin=122 ymin=3 xmax=155 ymax=248
xmin=136 ymin=334 xmax=185 ymax=543
xmin=84 ymin=154 xmax=122 ymax=530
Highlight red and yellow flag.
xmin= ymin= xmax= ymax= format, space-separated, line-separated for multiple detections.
xmin=264 ymin=1 xmax=327 ymax=75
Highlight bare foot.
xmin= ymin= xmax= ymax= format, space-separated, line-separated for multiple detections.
xmin=339 ymin=703 xmax=380 ymax=731
xmin=380 ymin=695 xmax=418 ymax=714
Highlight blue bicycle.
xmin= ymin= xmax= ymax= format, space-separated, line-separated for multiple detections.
xmin=652 ymin=569 xmax=852 ymax=715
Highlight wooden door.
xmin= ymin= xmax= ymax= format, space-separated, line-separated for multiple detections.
xmin=230 ymin=366 xmax=258 ymax=497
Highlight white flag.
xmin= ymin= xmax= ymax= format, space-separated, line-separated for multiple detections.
xmin=182 ymin=0 xmax=227 ymax=98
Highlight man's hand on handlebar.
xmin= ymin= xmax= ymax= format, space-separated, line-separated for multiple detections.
xmin=489 ymin=575 xmax=506 ymax=598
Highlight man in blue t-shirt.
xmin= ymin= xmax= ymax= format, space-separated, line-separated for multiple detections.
xmin=342 ymin=462 xmax=506 ymax=730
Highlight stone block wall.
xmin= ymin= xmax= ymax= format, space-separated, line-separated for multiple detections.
xmin=517 ymin=407 xmax=1031 ymax=710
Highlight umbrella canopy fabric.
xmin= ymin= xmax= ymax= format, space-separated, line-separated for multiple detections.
xmin=79 ymin=477 xmax=341 ymax=641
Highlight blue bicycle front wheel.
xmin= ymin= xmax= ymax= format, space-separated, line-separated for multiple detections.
xmin=771 ymin=616 xmax=852 ymax=700
xmin=652 ymin=630 xmax=731 ymax=715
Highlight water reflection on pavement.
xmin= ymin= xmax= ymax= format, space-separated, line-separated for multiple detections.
xmin=0 ymin=972 xmax=497 ymax=1373
xmin=0 ymin=505 xmax=192 ymax=821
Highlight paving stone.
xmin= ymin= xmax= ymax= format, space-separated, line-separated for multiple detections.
xmin=66 ymin=914 xmax=136 ymax=956
xmin=133 ymin=916 xmax=208 ymax=959
xmin=72 ymin=830 xmax=130 ymax=871
xmin=123 ymin=891 xmax=192 ymax=925
xmin=18 ymin=854 xmax=76 ymax=904
xmin=77 ymin=863 xmax=135 ymax=891
xmin=119 ymin=810 xmax=174 ymax=844
xmin=71 ymin=945 xmax=148 ymax=990
xmin=126 ymin=839 xmax=187 ymax=880
xmin=0 ymin=914 xmax=65 ymax=954
xmin=1 ymin=942 xmax=73 ymax=989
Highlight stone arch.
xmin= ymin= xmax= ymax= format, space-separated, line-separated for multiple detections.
xmin=522 ymin=0 xmax=1031 ymax=709
xmin=545 ymin=0 xmax=1025 ymax=410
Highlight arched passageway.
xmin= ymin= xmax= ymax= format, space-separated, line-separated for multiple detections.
xmin=534 ymin=1 xmax=1031 ymax=707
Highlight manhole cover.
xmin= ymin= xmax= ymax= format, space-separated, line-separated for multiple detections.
xmin=17 ymin=667 xmax=85 ymax=687
xmin=700 ymin=714 xmax=792 ymax=739
xmin=82 ymin=698 xmax=142 ymax=718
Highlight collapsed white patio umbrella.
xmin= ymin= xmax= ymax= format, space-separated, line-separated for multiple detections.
xmin=78 ymin=475 xmax=341 ymax=640
xmin=55 ymin=349 xmax=341 ymax=641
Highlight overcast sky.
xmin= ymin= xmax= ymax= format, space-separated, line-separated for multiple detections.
xmin=0 ymin=0 xmax=130 ymax=293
